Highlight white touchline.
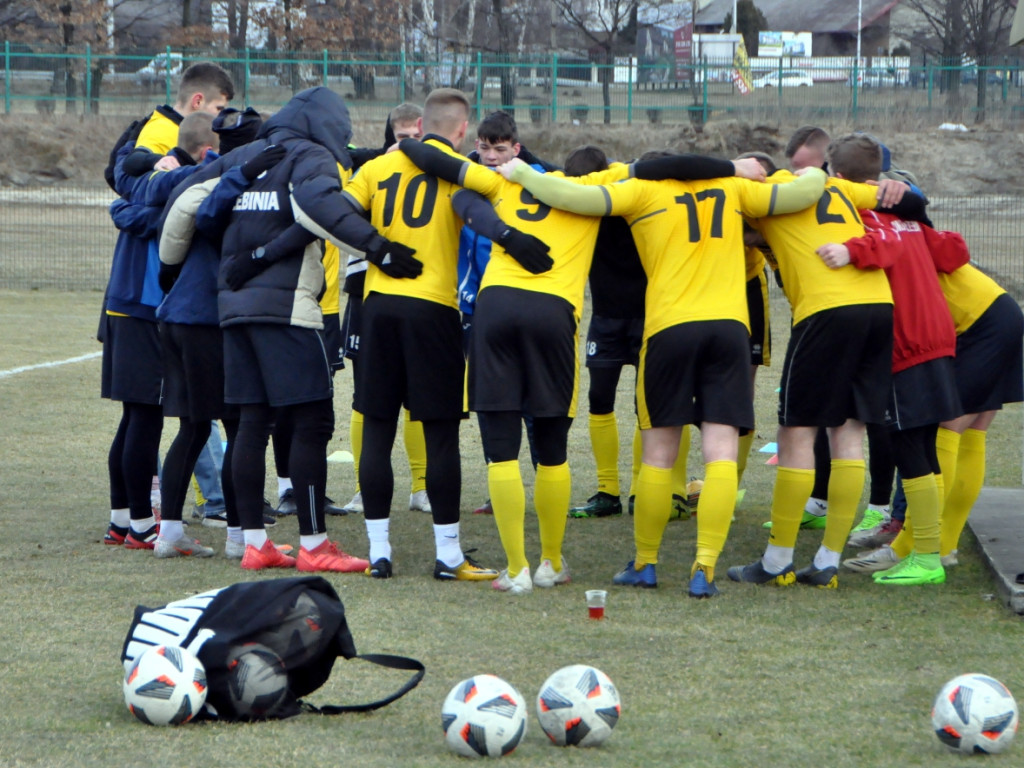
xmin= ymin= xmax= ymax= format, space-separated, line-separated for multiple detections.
xmin=0 ymin=351 xmax=102 ymax=380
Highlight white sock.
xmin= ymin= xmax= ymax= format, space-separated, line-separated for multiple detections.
xmin=813 ymin=545 xmax=841 ymax=570
xmin=158 ymin=520 xmax=183 ymax=542
xmin=300 ymin=533 xmax=328 ymax=551
xmin=110 ymin=508 xmax=130 ymax=528
xmin=278 ymin=477 xmax=293 ymax=498
xmin=804 ymin=497 xmax=828 ymax=516
xmin=243 ymin=529 xmax=268 ymax=549
xmin=130 ymin=515 xmax=156 ymax=534
xmin=227 ymin=526 xmax=243 ymax=545
xmin=434 ymin=522 xmax=462 ymax=568
xmin=762 ymin=544 xmax=794 ymax=573
xmin=365 ymin=518 xmax=391 ymax=563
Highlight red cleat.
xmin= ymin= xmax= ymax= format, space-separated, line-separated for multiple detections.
xmin=241 ymin=539 xmax=297 ymax=570
xmin=297 ymin=540 xmax=369 ymax=573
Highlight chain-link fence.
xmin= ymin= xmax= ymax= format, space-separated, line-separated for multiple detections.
xmin=4 ymin=43 xmax=1024 ymax=127
xmin=2 ymin=186 xmax=1023 ymax=300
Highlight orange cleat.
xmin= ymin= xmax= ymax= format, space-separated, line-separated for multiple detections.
xmin=240 ymin=539 xmax=297 ymax=570
xmin=297 ymin=540 xmax=369 ymax=573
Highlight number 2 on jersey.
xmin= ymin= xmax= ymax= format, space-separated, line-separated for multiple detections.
xmin=815 ymin=185 xmax=860 ymax=226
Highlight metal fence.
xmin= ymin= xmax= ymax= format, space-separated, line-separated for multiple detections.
xmin=4 ymin=43 xmax=1024 ymax=127
xmin=2 ymin=186 xmax=1023 ymax=300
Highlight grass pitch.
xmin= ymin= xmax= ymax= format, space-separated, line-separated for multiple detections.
xmin=1 ymin=289 xmax=1022 ymax=767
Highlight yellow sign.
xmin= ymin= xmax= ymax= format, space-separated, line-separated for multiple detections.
xmin=733 ymin=37 xmax=753 ymax=95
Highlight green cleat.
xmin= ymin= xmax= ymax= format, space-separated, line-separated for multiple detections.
xmin=762 ymin=510 xmax=828 ymax=530
xmin=569 ymin=491 xmax=623 ymax=518
xmin=873 ymin=552 xmax=945 ymax=585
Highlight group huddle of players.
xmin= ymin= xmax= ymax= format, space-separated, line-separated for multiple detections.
xmin=101 ymin=60 xmax=1023 ymax=599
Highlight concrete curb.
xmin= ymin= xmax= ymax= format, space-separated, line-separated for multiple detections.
xmin=968 ymin=487 xmax=1024 ymax=614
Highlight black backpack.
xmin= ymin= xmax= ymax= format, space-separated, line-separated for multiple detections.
xmin=121 ymin=576 xmax=424 ymax=720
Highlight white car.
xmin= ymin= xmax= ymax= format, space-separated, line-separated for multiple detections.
xmin=752 ymin=70 xmax=813 ymax=88
xmin=136 ymin=53 xmax=184 ymax=88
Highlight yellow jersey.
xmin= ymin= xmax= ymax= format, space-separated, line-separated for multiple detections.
xmin=135 ymin=107 xmax=182 ymax=155
xmin=937 ymin=263 xmax=1005 ymax=335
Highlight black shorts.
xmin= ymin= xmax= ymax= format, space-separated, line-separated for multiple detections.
xmin=585 ymin=315 xmax=644 ymax=369
xmin=322 ymin=312 xmax=344 ymax=371
xmin=778 ymin=304 xmax=893 ymax=428
xmin=223 ymin=324 xmax=334 ymax=407
xmin=955 ymin=293 xmax=1024 ymax=412
xmin=354 ymin=292 xmax=465 ymax=421
xmin=747 ymin=271 xmax=771 ymax=366
xmin=100 ymin=314 xmax=162 ymax=405
xmin=469 ymin=286 xmax=579 ymax=418
xmin=160 ymin=323 xmax=237 ymax=422
xmin=341 ymin=293 xmax=362 ymax=361
xmin=886 ymin=357 xmax=962 ymax=431
xmin=638 ymin=320 xmax=754 ymax=430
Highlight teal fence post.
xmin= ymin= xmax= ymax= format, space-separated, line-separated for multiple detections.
xmin=4 ymin=41 xmax=11 ymax=115
xmin=551 ymin=54 xmax=558 ymax=123
xmin=623 ymin=57 xmax=632 ymax=124
xmin=245 ymin=47 xmax=251 ymax=104
xmin=322 ymin=49 xmax=328 ymax=86
xmin=851 ymin=60 xmax=860 ymax=121
xmin=475 ymin=51 xmax=483 ymax=120
xmin=400 ymin=49 xmax=406 ymax=103
xmin=164 ymin=45 xmax=172 ymax=104
xmin=702 ymin=56 xmax=709 ymax=123
xmin=85 ymin=43 xmax=91 ymax=114
xmin=927 ymin=66 xmax=933 ymax=109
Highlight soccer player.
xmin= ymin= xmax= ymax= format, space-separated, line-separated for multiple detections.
xmin=492 ymin=151 xmax=825 ymax=597
xmin=340 ymin=103 xmax=432 ymax=516
xmin=336 ymin=88 xmax=548 ymax=581
xmin=724 ymin=135 xmax=929 ymax=589
xmin=814 ymin=134 xmax=968 ymax=585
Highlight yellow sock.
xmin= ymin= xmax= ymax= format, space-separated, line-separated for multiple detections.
xmin=822 ymin=459 xmax=866 ymax=553
xmin=671 ymin=424 xmax=691 ymax=498
xmin=902 ymin=473 xmax=940 ymax=554
xmin=634 ymin=463 xmax=673 ymax=567
xmin=694 ymin=460 xmax=738 ymax=581
xmin=488 ymin=460 xmax=528 ymax=577
xmin=935 ymin=427 xmax=961 ymax=504
xmin=768 ymin=467 xmax=815 ymax=548
xmin=589 ymin=413 xmax=620 ymax=496
xmin=628 ymin=423 xmax=642 ymax=498
xmin=191 ymin=475 xmax=207 ymax=507
xmin=941 ymin=428 xmax=986 ymax=556
xmin=535 ymin=462 xmax=571 ymax=571
xmin=736 ymin=428 xmax=755 ymax=486
xmin=404 ymin=410 xmax=427 ymax=494
xmin=891 ymin=513 xmax=914 ymax=558
xmin=350 ymin=410 xmax=364 ymax=493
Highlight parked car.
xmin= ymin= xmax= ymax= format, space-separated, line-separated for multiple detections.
xmin=848 ymin=67 xmax=901 ymax=88
xmin=136 ymin=53 xmax=184 ymax=88
xmin=752 ymin=70 xmax=813 ymax=88
xmin=961 ymin=68 xmax=1005 ymax=85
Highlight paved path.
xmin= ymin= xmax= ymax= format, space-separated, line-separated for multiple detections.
xmin=969 ymin=487 xmax=1024 ymax=613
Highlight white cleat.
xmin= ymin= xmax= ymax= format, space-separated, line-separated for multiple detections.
xmin=409 ymin=490 xmax=432 ymax=513
xmin=492 ymin=567 xmax=533 ymax=595
xmin=533 ymin=558 xmax=571 ymax=588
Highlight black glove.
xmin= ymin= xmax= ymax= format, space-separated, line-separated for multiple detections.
xmin=496 ymin=228 xmax=553 ymax=274
xmin=366 ymin=239 xmax=422 ymax=279
xmin=158 ymin=262 xmax=181 ymax=293
xmin=222 ymin=247 xmax=272 ymax=291
xmin=240 ymin=144 xmax=287 ymax=181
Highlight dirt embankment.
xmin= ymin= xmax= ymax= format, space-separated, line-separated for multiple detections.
xmin=0 ymin=113 xmax=1018 ymax=195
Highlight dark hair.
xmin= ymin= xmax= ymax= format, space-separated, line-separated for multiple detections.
xmin=784 ymin=125 xmax=829 ymax=159
xmin=736 ymin=150 xmax=778 ymax=175
xmin=637 ymin=149 xmax=675 ymax=163
xmin=477 ymin=111 xmax=518 ymax=144
xmin=563 ymin=145 xmax=608 ymax=177
xmin=827 ymin=133 xmax=883 ymax=183
xmin=179 ymin=62 xmax=235 ymax=102
xmin=212 ymin=107 xmax=263 ymax=153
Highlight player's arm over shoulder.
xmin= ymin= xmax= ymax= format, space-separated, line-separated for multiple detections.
xmin=741 ymin=167 xmax=826 ymax=217
xmin=508 ymin=163 xmax=612 ymax=216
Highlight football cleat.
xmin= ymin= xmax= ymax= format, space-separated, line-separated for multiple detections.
xmin=275 ymin=488 xmax=297 ymax=516
xmin=154 ymin=535 xmax=215 ymax=559
xmin=342 ymin=492 xmax=364 ymax=514
xmin=297 ymin=540 xmax=369 ymax=573
xmin=104 ymin=523 xmax=128 ymax=546
xmin=853 ymin=518 xmax=904 ymax=549
xmin=687 ymin=566 xmax=719 ymax=598
xmin=409 ymin=490 xmax=432 ymax=513
xmin=227 ymin=539 xmax=292 ymax=560
xmin=941 ymin=550 xmax=959 ymax=568
xmin=762 ymin=510 xmax=828 ymax=530
xmin=726 ymin=559 xmax=796 ymax=585
xmin=873 ymin=552 xmax=945 ymax=585
xmin=842 ymin=545 xmax=900 ymax=573
xmin=324 ymin=496 xmax=348 ymax=516
xmin=612 ymin=560 xmax=658 ymax=588
xmin=492 ymin=567 xmax=533 ymax=595
xmin=366 ymin=557 xmax=393 ymax=579
xmin=240 ymin=539 xmax=297 ymax=570
xmin=434 ymin=550 xmax=499 ymax=581
xmin=533 ymin=558 xmax=571 ymax=588
xmin=472 ymin=498 xmax=493 ymax=515
xmin=568 ymin=492 xmax=622 ymax=519
xmin=795 ymin=564 xmax=839 ymax=588
xmin=669 ymin=494 xmax=691 ymax=521
xmin=124 ymin=525 xmax=159 ymax=550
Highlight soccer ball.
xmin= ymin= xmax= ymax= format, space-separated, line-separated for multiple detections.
xmin=224 ymin=642 xmax=290 ymax=719
xmin=536 ymin=665 xmax=621 ymax=747
xmin=122 ymin=645 xmax=207 ymax=726
xmin=441 ymin=674 xmax=528 ymax=758
xmin=932 ymin=673 xmax=1019 ymax=754
xmin=257 ymin=591 xmax=324 ymax=667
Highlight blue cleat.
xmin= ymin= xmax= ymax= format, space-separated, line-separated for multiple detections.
xmin=612 ymin=560 xmax=657 ymax=588
xmin=795 ymin=563 xmax=838 ymax=588
xmin=726 ymin=559 xmax=796 ymax=586
xmin=687 ymin=566 xmax=719 ymax=599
